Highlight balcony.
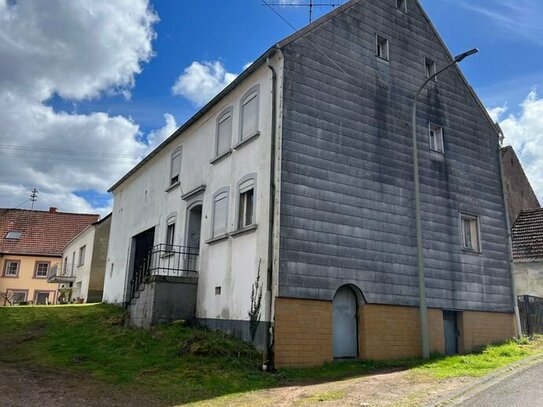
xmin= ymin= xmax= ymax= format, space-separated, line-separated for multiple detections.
xmin=130 ymin=244 xmax=199 ymax=301
xmin=48 ymin=263 xmax=76 ymax=283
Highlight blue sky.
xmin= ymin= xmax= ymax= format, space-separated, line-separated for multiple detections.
xmin=1 ymin=0 xmax=543 ymax=214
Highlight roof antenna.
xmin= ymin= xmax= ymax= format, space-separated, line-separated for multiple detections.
xmin=30 ymin=188 xmax=39 ymax=210
xmin=263 ymin=0 xmax=341 ymax=24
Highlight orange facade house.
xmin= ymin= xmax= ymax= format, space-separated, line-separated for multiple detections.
xmin=0 ymin=207 xmax=99 ymax=305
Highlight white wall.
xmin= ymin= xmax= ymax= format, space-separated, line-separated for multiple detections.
xmin=103 ymin=56 xmax=283 ymax=323
xmin=63 ymin=226 xmax=95 ymax=302
xmin=514 ymin=261 xmax=543 ymax=298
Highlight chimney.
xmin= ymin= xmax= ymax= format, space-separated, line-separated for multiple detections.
xmin=49 ymin=207 xmax=57 ymax=213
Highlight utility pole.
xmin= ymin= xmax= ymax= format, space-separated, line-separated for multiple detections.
xmin=263 ymin=0 xmax=342 ymax=23
xmin=30 ymin=188 xmax=39 ymax=210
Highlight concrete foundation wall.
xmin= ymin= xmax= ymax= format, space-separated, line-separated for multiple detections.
xmin=128 ymin=276 xmax=198 ymax=328
xmin=274 ymin=297 xmax=516 ymax=368
xmin=513 ymin=262 xmax=543 ymax=298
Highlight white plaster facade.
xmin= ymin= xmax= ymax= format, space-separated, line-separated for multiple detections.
xmin=514 ymin=261 xmax=543 ymax=298
xmin=103 ymin=55 xmax=283 ymax=326
xmin=63 ymin=226 xmax=95 ymax=301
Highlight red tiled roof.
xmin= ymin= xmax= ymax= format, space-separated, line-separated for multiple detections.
xmin=512 ymin=208 xmax=543 ymax=260
xmin=0 ymin=208 xmax=99 ymax=256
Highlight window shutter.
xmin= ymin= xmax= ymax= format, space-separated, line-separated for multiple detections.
xmin=213 ymin=195 xmax=228 ymax=236
xmin=217 ymin=114 xmax=232 ymax=155
xmin=241 ymin=94 xmax=258 ymax=139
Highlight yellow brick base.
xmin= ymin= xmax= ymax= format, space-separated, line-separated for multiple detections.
xmin=274 ymin=297 xmax=516 ymax=368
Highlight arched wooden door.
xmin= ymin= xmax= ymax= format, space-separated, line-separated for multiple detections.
xmin=333 ymin=286 xmax=358 ymax=359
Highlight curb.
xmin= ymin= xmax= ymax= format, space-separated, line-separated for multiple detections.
xmin=427 ymin=353 xmax=543 ymax=407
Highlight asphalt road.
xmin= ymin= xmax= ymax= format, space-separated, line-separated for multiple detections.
xmin=459 ymin=361 xmax=543 ymax=407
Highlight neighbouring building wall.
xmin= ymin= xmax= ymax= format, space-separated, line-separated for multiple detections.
xmin=501 ymin=146 xmax=540 ymax=225
xmin=277 ymin=0 xmax=513 ymax=313
xmin=63 ymin=226 xmax=95 ymax=302
xmin=88 ymin=216 xmax=111 ymax=302
xmin=0 ymin=255 xmax=59 ymax=305
xmin=103 ymin=57 xmax=282 ymax=334
xmin=513 ymin=262 xmax=543 ymax=298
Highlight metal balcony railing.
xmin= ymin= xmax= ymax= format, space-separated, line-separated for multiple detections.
xmin=129 ymin=244 xmax=199 ymax=300
xmin=47 ymin=263 xmax=77 ymax=283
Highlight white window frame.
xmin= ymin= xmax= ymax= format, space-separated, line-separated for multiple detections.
xmin=376 ymin=35 xmax=389 ymax=61
xmin=425 ymin=57 xmax=437 ymax=81
xmin=239 ymin=85 xmax=260 ymax=142
xmin=3 ymin=260 xmax=20 ymax=277
xmin=396 ymin=0 xmax=407 ymax=12
xmin=236 ymin=174 xmax=257 ymax=230
xmin=429 ymin=123 xmax=444 ymax=153
xmin=215 ymin=107 xmax=233 ymax=158
xmin=211 ymin=187 xmax=230 ymax=238
xmin=78 ymin=245 xmax=86 ymax=267
xmin=35 ymin=261 xmax=49 ymax=278
xmin=169 ymin=146 xmax=182 ymax=187
xmin=460 ymin=213 xmax=481 ymax=253
xmin=11 ymin=290 xmax=27 ymax=304
xmin=165 ymin=214 xmax=176 ymax=251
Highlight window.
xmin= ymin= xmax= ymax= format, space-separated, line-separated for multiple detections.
xmin=376 ymin=35 xmax=389 ymax=60
xmin=78 ymin=245 xmax=86 ymax=267
xmin=170 ymin=147 xmax=182 ymax=186
xmin=212 ymin=190 xmax=229 ymax=237
xmin=166 ymin=221 xmax=175 ymax=250
xmin=240 ymin=87 xmax=259 ymax=141
xmin=216 ymin=108 xmax=233 ymax=157
xmin=11 ymin=291 xmax=27 ymax=304
xmin=3 ymin=260 xmax=20 ymax=277
xmin=71 ymin=252 xmax=75 ymax=273
xmin=35 ymin=262 xmax=49 ymax=278
xmin=429 ymin=123 xmax=444 ymax=153
xmin=461 ymin=213 xmax=480 ymax=252
xmin=5 ymin=231 xmax=22 ymax=240
xmin=425 ymin=58 xmax=437 ymax=80
xmin=215 ymin=286 xmax=221 ymax=295
xmin=396 ymin=0 xmax=407 ymax=12
xmin=237 ymin=179 xmax=255 ymax=229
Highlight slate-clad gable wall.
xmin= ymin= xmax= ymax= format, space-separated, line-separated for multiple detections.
xmin=278 ymin=0 xmax=513 ymax=312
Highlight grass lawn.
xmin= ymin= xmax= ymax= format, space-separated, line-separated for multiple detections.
xmin=0 ymin=304 xmax=541 ymax=405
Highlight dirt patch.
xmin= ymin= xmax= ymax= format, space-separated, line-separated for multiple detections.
xmin=188 ymin=370 xmax=473 ymax=407
xmin=0 ymin=361 xmax=162 ymax=407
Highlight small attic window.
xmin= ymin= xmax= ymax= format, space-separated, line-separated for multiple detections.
xmin=396 ymin=0 xmax=407 ymax=12
xmin=5 ymin=231 xmax=22 ymax=240
xmin=376 ymin=35 xmax=389 ymax=61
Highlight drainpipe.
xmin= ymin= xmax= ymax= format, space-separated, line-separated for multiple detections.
xmin=263 ymin=51 xmax=279 ymax=371
xmin=496 ymin=129 xmax=523 ymax=338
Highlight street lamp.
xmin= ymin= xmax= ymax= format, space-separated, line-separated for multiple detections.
xmin=412 ymin=48 xmax=479 ymax=359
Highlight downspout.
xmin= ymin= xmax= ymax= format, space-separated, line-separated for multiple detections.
xmin=496 ymin=127 xmax=522 ymax=337
xmin=263 ymin=51 xmax=279 ymax=371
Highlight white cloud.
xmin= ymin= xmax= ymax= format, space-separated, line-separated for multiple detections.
xmin=171 ymin=61 xmax=237 ymax=107
xmin=495 ymin=90 xmax=543 ymax=203
xmin=146 ymin=113 xmax=178 ymax=151
xmin=0 ymin=0 xmax=162 ymax=214
xmin=487 ymin=105 xmax=508 ymax=122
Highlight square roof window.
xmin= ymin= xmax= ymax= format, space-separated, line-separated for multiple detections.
xmin=5 ymin=231 xmax=22 ymax=240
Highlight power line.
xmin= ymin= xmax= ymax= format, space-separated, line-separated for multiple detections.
xmin=264 ymin=1 xmax=341 ymax=23
xmin=29 ymin=188 xmax=39 ymax=210
xmin=261 ymin=0 xmax=349 ymax=77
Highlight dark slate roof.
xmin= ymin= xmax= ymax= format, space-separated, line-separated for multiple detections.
xmin=0 ymin=208 xmax=99 ymax=256
xmin=512 ymin=208 xmax=543 ymax=260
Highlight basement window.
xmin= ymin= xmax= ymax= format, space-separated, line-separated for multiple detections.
xmin=376 ymin=35 xmax=389 ymax=61
xmin=461 ymin=213 xmax=481 ymax=253
xmin=429 ymin=123 xmax=444 ymax=153
xmin=425 ymin=58 xmax=437 ymax=81
xmin=396 ymin=0 xmax=407 ymax=12
xmin=5 ymin=231 xmax=22 ymax=240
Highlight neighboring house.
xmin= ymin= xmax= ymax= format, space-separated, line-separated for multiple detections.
xmin=501 ymin=146 xmax=541 ymax=226
xmin=103 ymin=0 xmax=517 ymax=367
xmin=0 ymin=207 xmax=99 ymax=305
xmin=55 ymin=214 xmax=112 ymax=303
xmin=512 ymin=209 xmax=543 ymax=298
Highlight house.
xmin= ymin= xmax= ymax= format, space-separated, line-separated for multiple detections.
xmin=501 ymin=146 xmax=541 ymax=226
xmin=0 ymin=207 xmax=99 ymax=305
xmin=53 ymin=213 xmax=112 ymax=303
xmin=511 ymin=209 xmax=543 ymax=298
xmin=103 ymin=0 xmax=517 ymax=367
